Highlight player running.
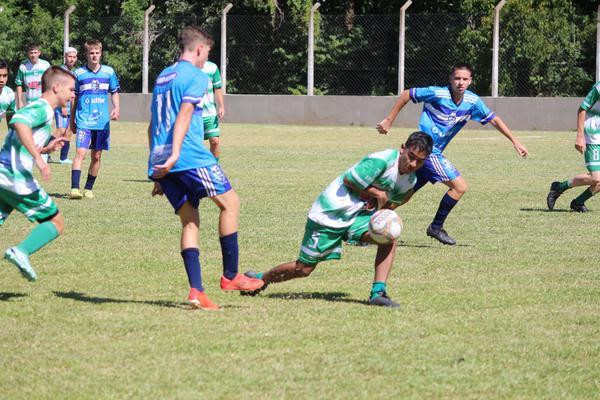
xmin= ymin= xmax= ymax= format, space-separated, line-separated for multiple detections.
xmin=546 ymin=81 xmax=600 ymax=212
xmin=376 ymin=63 xmax=529 ymax=245
xmin=1 ymin=66 xmax=74 ymax=281
xmin=244 ymin=131 xmax=433 ymax=308
xmin=201 ymin=60 xmax=225 ymax=160
xmin=69 ymin=39 xmax=120 ymax=199
xmin=148 ymin=26 xmax=264 ymax=310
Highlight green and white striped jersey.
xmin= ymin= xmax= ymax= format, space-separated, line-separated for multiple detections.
xmin=308 ymin=149 xmax=417 ymax=228
xmin=201 ymin=61 xmax=222 ymax=118
xmin=582 ymin=81 xmax=600 ymax=145
xmin=15 ymin=59 xmax=50 ymax=104
xmin=0 ymin=98 xmax=53 ymax=194
xmin=0 ymin=86 xmax=16 ymax=122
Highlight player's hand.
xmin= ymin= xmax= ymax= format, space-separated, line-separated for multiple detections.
xmin=575 ymin=136 xmax=585 ymax=154
xmin=110 ymin=108 xmax=120 ymax=121
xmin=374 ymin=191 xmax=389 ymax=210
xmin=152 ymin=156 xmax=178 ymax=179
xmin=513 ymin=141 xmax=529 ymax=158
xmin=376 ymin=118 xmax=392 ymax=135
xmin=218 ymin=107 xmax=225 ymax=119
xmin=34 ymin=156 xmax=51 ymax=181
xmin=61 ymin=107 xmax=68 ymax=117
xmin=151 ymin=182 xmax=164 ymax=197
xmin=46 ymin=137 xmax=68 ymax=152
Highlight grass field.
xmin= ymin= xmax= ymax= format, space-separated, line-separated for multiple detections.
xmin=0 ymin=122 xmax=598 ymax=399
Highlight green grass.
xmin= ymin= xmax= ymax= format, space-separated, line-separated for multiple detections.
xmin=0 ymin=122 xmax=598 ymax=399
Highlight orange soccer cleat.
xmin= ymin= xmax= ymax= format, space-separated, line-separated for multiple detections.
xmin=220 ymin=273 xmax=265 ymax=292
xmin=187 ymin=288 xmax=219 ymax=310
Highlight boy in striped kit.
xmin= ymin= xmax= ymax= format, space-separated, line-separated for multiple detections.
xmin=0 ymin=59 xmax=16 ymax=127
xmin=15 ymin=43 xmax=50 ymax=108
xmin=201 ymin=60 xmax=225 ymax=160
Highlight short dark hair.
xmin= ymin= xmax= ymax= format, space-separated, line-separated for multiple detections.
xmin=26 ymin=43 xmax=40 ymax=52
xmin=405 ymin=131 xmax=433 ymax=155
xmin=451 ymin=62 xmax=473 ymax=76
xmin=0 ymin=59 xmax=8 ymax=70
xmin=41 ymin=65 xmax=75 ymax=92
xmin=179 ymin=26 xmax=214 ymax=52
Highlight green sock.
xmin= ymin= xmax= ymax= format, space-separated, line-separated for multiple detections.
xmin=255 ymin=271 xmax=264 ymax=280
xmin=16 ymin=221 xmax=59 ymax=255
xmin=558 ymin=180 xmax=571 ymax=192
xmin=370 ymin=281 xmax=387 ymax=299
xmin=573 ymin=188 xmax=594 ymax=205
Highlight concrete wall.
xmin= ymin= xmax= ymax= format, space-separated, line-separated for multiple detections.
xmin=120 ymin=93 xmax=582 ymax=131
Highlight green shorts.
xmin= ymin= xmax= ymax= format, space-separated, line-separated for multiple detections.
xmin=585 ymin=144 xmax=600 ymax=172
xmin=298 ymin=212 xmax=372 ymax=265
xmin=0 ymin=187 xmax=58 ymax=226
xmin=203 ymin=116 xmax=220 ymax=139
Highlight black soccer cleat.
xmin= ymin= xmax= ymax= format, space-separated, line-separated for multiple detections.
xmin=368 ymin=292 xmax=401 ymax=308
xmin=570 ymin=200 xmax=589 ymax=213
xmin=426 ymin=224 xmax=456 ymax=245
xmin=239 ymin=271 xmax=269 ymax=296
xmin=546 ymin=181 xmax=563 ymax=210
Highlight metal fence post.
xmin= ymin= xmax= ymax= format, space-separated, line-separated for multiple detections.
xmin=596 ymin=5 xmax=600 ymax=82
xmin=221 ymin=3 xmax=233 ymax=94
xmin=492 ymin=0 xmax=506 ymax=97
xmin=308 ymin=3 xmax=321 ymax=96
xmin=398 ymin=0 xmax=412 ymax=95
xmin=63 ymin=5 xmax=76 ymax=54
xmin=142 ymin=5 xmax=156 ymax=94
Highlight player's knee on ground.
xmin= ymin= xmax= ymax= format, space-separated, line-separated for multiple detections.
xmin=50 ymin=212 xmax=65 ymax=234
xmin=295 ymin=261 xmax=315 ymax=277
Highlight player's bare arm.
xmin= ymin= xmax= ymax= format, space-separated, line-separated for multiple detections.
xmin=152 ymin=102 xmax=195 ymax=178
xmin=376 ymin=89 xmax=411 ymax=135
xmin=215 ymin=87 xmax=225 ymax=119
xmin=110 ymin=92 xmax=120 ymax=120
xmin=489 ymin=115 xmax=529 ymax=158
xmin=15 ymin=86 xmax=24 ymax=110
xmin=343 ymin=177 xmax=389 ymax=209
xmin=575 ymin=108 xmax=586 ymax=154
xmin=69 ymin=95 xmax=78 ymax=133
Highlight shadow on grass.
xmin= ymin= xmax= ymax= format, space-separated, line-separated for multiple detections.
xmin=520 ymin=208 xmax=571 ymax=213
xmin=47 ymin=192 xmax=71 ymax=199
xmin=54 ymin=290 xmax=185 ymax=309
xmin=122 ymin=179 xmax=152 ymax=183
xmin=266 ymin=291 xmax=368 ymax=305
xmin=0 ymin=292 xmax=28 ymax=301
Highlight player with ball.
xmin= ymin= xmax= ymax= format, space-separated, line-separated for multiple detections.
xmin=244 ymin=131 xmax=433 ymax=307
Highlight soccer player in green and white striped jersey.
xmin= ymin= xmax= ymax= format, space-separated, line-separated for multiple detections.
xmin=15 ymin=43 xmax=51 ymax=108
xmin=244 ymin=132 xmax=433 ymax=307
xmin=547 ymin=81 xmax=600 ymax=212
xmin=0 ymin=59 xmax=16 ymax=128
xmin=201 ymin=60 xmax=225 ymax=160
xmin=0 ymin=66 xmax=74 ymax=281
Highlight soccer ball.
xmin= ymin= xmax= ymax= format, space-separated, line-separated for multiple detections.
xmin=368 ymin=209 xmax=403 ymax=244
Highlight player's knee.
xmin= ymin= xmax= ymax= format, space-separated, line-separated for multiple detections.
xmin=209 ymin=137 xmax=220 ymax=146
xmin=295 ymin=262 xmax=315 ymax=277
xmin=50 ymin=213 xmax=65 ymax=234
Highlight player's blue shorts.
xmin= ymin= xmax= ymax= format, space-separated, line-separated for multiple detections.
xmin=155 ymin=164 xmax=232 ymax=212
xmin=76 ymin=129 xmax=110 ymax=151
xmin=54 ymin=108 xmax=70 ymax=129
xmin=415 ymin=152 xmax=461 ymax=191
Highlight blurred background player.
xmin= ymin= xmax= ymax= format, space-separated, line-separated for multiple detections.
xmin=244 ymin=131 xmax=433 ymax=308
xmin=69 ymin=39 xmax=120 ymax=199
xmin=51 ymin=46 xmax=78 ymax=164
xmin=0 ymin=59 xmax=16 ymax=128
xmin=201 ymin=60 xmax=225 ymax=160
xmin=547 ymin=81 xmax=600 ymax=212
xmin=148 ymin=26 xmax=264 ymax=310
xmin=376 ymin=63 xmax=529 ymax=245
xmin=0 ymin=66 xmax=73 ymax=281
xmin=15 ymin=42 xmax=50 ymax=109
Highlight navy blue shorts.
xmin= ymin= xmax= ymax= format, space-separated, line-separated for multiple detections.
xmin=76 ymin=129 xmax=110 ymax=151
xmin=156 ymin=164 xmax=232 ymax=212
xmin=415 ymin=153 xmax=461 ymax=191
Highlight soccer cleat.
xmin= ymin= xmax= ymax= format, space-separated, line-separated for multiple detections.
xmin=546 ymin=181 xmax=562 ymax=210
xmin=187 ymin=288 xmax=219 ymax=310
xmin=69 ymin=188 xmax=83 ymax=199
xmin=4 ymin=247 xmax=37 ymax=281
xmin=83 ymin=190 xmax=94 ymax=199
xmin=59 ymin=159 xmax=73 ymax=165
xmin=570 ymin=200 xmax=589 ymax=213
xmin=220 ymin=273 xmax=265 ymax=292
xmin=426 ymin=224 xmax=456 ymax=245
xmin=239 ymin=271 xmax=269 ymax=296
xmin=368 ymin=291 xmax=400 ymax=308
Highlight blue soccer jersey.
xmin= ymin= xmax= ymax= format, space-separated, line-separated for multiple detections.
xmin=73 ymin=65 xmax=120 ymax=130
xmin=410 ymin=86 xmax=495 ymax=154
xmin=148 ymin=60 xmax=215 ymax=177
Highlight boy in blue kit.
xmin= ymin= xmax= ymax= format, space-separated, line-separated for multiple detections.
xmin=148 ymin=26 xmax=264 ymax=310
xmin=377 ymin=63 xmax=529 ymax=245
xmin=69 ymin=39 xmax=120 ymax=199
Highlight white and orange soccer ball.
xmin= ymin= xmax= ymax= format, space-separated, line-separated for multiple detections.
xmin=368 ymin=209 xmax=403 ymax=244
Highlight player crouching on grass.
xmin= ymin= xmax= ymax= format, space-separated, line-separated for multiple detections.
xmin=244 ymin=131 xmax=433 ymax=308
xmin=148 ymin=26 xmax=264 ymax=310
xmin=1 ymin=66 xmax=74 ymax=281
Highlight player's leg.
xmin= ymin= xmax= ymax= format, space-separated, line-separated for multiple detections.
xmin=204 ymin=116 xmax=221 ymax=161
xmin=209 ymin=137 xmax=221 ymax=160
xmin=83 ymin=149 xmax=102 ymax=198
xmin=547 ymin=173 xmax=595 ymax=210
xmin=570 ymin=145 xmax=600 ymax=212
xmin=71 ymin=129 xmax=91 ymax=199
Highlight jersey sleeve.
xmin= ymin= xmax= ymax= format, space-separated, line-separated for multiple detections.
xmin=14 ymin=65 xmax=24 ymax=87
xmin=182 ymin=72 xmax=208 ymax=105
xmin=109 ymin=69 xmax=120 ymax=93
xmin=212 ymin=67 xmax=222 ymax=89
xmin=471 ymin=97 xmax=496 ymax=125
xmin=74 ymin=74 xmax=81 ymax=96
xmin=343 ymin=157 xmax=388 ymax=190
xmin=9 ymin=105 xmax=45 ymax=128
xmin=409 ymin=86 xmax=438 ymax=104
xmin=581 ymin=82 xmax=600 ymax=111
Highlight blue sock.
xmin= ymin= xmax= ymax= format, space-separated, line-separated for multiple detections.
xmin=181 ymin=248 xmax=203 ymax=291
xmin=220 ymin=232 xmax=239 ymax=280
xmin=60 ymin=142 xmax=70 ymax=160
xmin=71 ymin=169 xmax=81 ymax=189
xmin=84 ymin=174 xmax=97 ymax=190
xmin=431 ymin=193 xmax=459 ymax=230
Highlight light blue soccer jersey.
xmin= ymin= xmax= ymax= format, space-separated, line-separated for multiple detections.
xmin=410 ymin=86 xmax=495 ymax=154
xmin=148 ymin=60 xmax=215 ymax=177
xmin=73 ymin=65 xmax=120 ymax=130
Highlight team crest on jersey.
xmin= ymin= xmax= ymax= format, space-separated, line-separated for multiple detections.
xmin=91 ymin=79 xmax=100 ymax=92
xmin=211 ymin=165 xmax=226 ymax=183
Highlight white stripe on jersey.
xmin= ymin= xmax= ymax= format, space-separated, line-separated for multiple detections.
xmin=182 ymin=96 xmax=202 ymax=102
xmin=434 ymin=90 xmax=451 ymax=99
xmin=79 ymin=83 xmax=110 ymax=91
xmin=351 ymin=168 xmax=369 ymax=188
